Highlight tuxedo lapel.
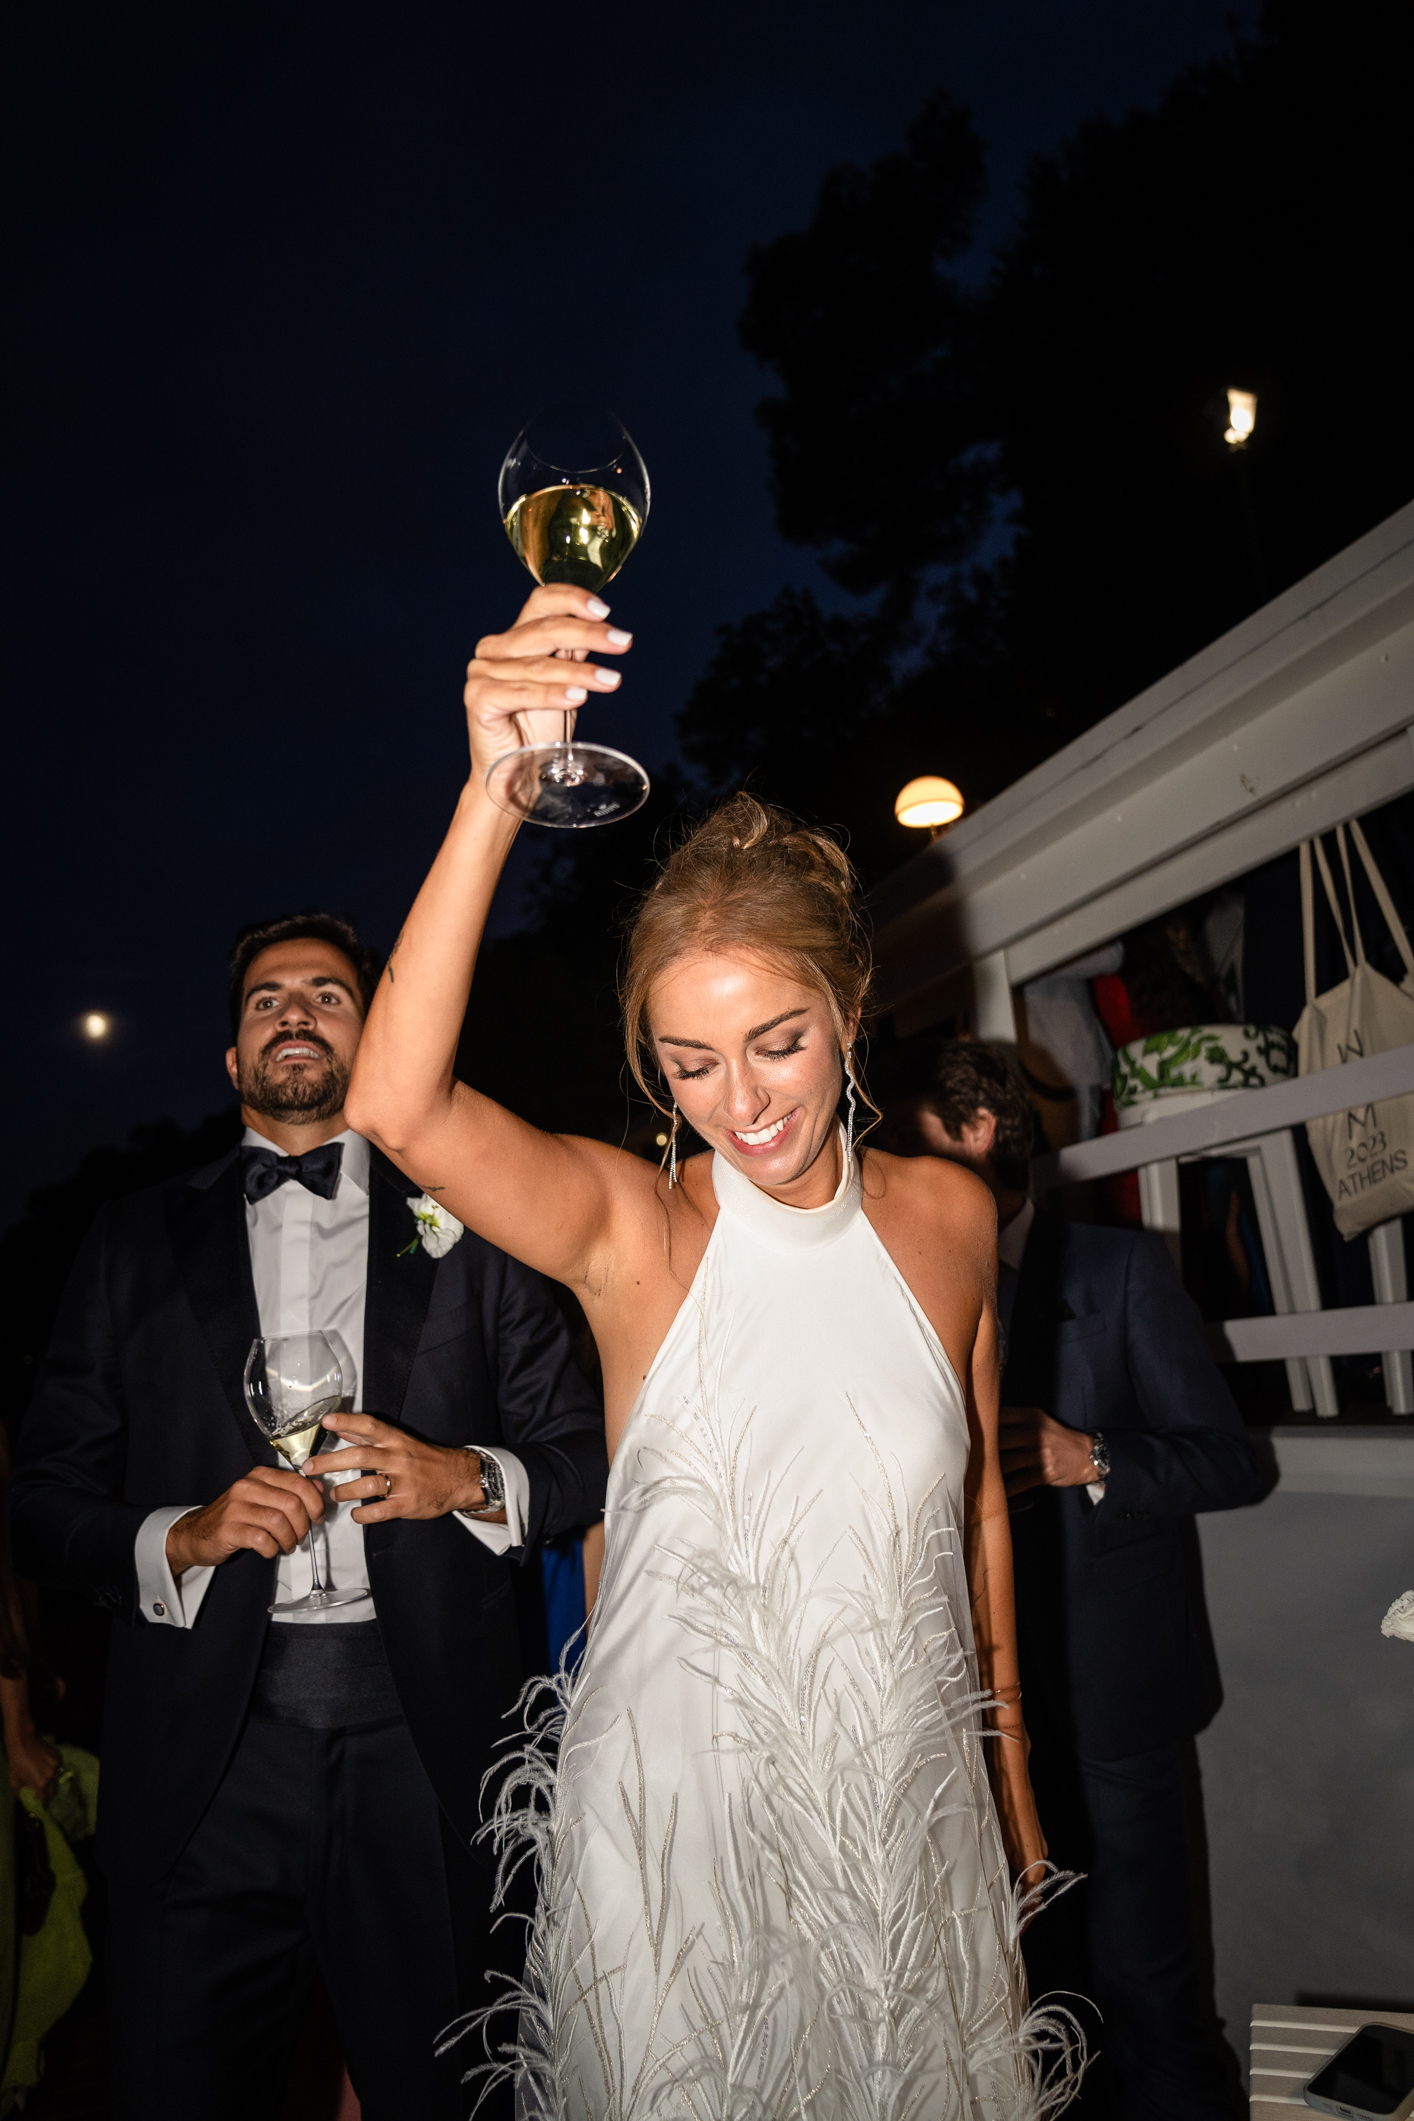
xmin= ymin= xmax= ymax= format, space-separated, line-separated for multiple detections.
xmin=363 ymin=1152 xmax=437 ymax=1424
xmin=168 ymin=1151 xmax=276 ymax=1469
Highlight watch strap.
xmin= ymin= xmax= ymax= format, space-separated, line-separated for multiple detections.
xmin=474 ymin=1450 xmax=506 ymax=1512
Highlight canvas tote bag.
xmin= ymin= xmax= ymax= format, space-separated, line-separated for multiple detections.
xmin=1295 ymin=818 xmax=1414 ymax=1237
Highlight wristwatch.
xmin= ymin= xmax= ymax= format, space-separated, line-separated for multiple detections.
xmin=1086 ymin=1431 xmax=1111 ymax=1482
xmin=471 ymin=1450 xmax=505 ymax=1515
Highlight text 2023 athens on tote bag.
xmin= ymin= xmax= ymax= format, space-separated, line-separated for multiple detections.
xmin=1296 ymin=818 xmax=1414 ymax=1238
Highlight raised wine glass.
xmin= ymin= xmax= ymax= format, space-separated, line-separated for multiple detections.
xmin=485 ymin=404 xmax=651 ymax=829
xmin=243 ymin=1332 xmax=369 ymax=1617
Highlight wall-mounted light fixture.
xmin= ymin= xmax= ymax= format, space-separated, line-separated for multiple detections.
xmin=1224 ymin=388 xmax=1257 ymax=449
xmin=895 ymin=777 xmax=964 ymax=835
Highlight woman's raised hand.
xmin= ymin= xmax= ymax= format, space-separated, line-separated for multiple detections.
xmin=463 ymin=584 xmax=633 ymax=793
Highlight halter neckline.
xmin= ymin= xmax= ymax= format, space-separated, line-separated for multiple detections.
xmin=710 ymin=1129 xmax=860 ymax=1251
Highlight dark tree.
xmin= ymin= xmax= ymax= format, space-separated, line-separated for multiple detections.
xmin=677 ymin=0 xmax=1414 ymax=884
xmin=0 ymin=1113 xmax=241 ymax=1433
xmin=739 ymin=91 xmax=990 ymax=599
xmin=979 ymin=0 xmax=1414 ymax=733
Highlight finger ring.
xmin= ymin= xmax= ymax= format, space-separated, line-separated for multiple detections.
xmin=384 ymin=1472 xmax=393 ymax=1497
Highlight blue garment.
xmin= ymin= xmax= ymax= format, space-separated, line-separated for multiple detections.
xmin=539 ymin=1536 xmax=586 ymax=1673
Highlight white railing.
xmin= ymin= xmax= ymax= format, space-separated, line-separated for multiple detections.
xmin=1032 ymin=1042 xmax=1414 ymax=1186
xmin=1031 ymin=1042 xmax=1414 ymax=1379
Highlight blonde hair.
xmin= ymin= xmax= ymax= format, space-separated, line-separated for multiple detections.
xmin=622 ymin=792 xmax=873 ymax=1116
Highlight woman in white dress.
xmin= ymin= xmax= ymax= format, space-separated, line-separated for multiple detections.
xmin=339 ymin=584 xmax=1078 ymax=2118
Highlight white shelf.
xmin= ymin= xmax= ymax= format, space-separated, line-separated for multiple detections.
xmin=1208 ymin=1302 xmax=1414 ymax=1363
xmin=1031 ymin=1041 xmax=1414 ymax=1187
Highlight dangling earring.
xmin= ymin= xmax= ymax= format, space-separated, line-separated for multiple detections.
xmin=843 ymin=1049 xmax=859 ymax=1167
xmin=667 ymin=1103 xmax=680 ymax=1188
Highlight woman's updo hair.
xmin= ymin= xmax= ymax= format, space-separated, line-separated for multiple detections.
xmin=622 ymin=792 xmax=872 ymax=1111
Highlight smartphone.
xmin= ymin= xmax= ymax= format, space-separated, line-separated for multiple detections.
xmin=1304 ymin=2024 xmax=1414 ymax=2120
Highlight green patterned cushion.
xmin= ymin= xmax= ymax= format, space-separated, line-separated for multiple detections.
xmin=1112 ymin=1023 xmax=1296 ymax=1109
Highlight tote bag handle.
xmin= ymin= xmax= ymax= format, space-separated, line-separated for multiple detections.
xmin=1335 ymin=826 xmax=1368 ymax=968
xmin=1300 ymin=819 xmax=1414 ymax=1006
xmin=1302 ymin=835 xmax=1356 ymax=1009
xmin=1349 ymin=816 xmax=1414 ymax=980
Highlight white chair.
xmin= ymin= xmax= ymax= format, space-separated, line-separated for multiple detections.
xmin=1121 ymin=1089 xmax=1339 ymax=1416
xmin=1121 ymin=1090 xmax=1413 ymax=1418
xmin=1370 ymin=1215 xmax=1414 ymax=1412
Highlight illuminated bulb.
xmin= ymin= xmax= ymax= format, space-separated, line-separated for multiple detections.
xmin=895 ymin=777 xmax=964 ymax=831
xmin=654 ymin=1132 xmax=669 ymax=1148
xmin=82 ymin=1012 xmax=111 ymax=1041
xmin=1224 ymin=388 xmax=1257 ymax=448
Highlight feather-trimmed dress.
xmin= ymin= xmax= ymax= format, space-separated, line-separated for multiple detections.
xmin=467 ymin=1147 xmax=1078 ymax=2120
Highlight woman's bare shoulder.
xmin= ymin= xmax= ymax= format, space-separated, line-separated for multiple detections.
xmin=860 ymin=1150 xmax=996 ymax=1369
xmin=863 ymin=1147 xmax=998 ymax=1243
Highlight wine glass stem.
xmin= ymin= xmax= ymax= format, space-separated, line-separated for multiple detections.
xmin=302 ymin=1468 xmax=326 ymax=1596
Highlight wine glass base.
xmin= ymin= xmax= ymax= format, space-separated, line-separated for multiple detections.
xmin=269 ymin=1586 xmax=371 ymax=1617
xmin=485 ymin=743 xmax=650 ymax=829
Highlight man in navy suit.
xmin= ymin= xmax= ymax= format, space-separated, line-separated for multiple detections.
xmin=878 ymin=1039 xmax=1261 ymax=2121
xmin=9 ymin=909 xmax=608 ymax=2120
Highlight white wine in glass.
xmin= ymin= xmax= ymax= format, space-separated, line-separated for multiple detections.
xmin=504 ymin=483 xmax=643 ymax=590
xmin=243 ymin=1333 xmax=369 ymax=1617
xmin=486 ymin=405 xmax=651 ymax=830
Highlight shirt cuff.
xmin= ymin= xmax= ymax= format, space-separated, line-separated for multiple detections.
xmin=134 ymin=1507 xmax=216 ymax=1627
xmin=453 ymin=1447 xmax=529 ymax=1555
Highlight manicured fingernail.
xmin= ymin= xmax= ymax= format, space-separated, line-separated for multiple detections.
xmin=595 ymin=668 xmax=621 ymax=687
xmin=565 ymin=685 xmax=587 ymax=703
xmin=586 ymin=596 xmax=610 ymax=618
xmin=606 ymin=628 xmax=633 ymax=647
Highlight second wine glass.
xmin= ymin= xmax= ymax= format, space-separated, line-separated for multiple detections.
xmin=486 ymin=404 xmax=651 ymax=830
xmin=243 ymin=1333 xmax=369 ymax=1617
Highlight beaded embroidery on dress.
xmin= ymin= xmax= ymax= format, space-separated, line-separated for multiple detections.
xmin=450 ymin=1144 xmax=1080 ymax=2118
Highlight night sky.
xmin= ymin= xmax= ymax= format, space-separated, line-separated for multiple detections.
xmin=7 ymin=0 xmax=1259 ymax=1229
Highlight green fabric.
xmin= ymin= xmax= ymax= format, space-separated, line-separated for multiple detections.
xmin=0 ymin=1781 xmax=13 ymax=2105
xmin=0 ymin=1745 xmax=99 ymax=2115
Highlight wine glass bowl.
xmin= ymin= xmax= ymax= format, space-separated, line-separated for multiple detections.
xmin=243 ymin=1333 xmax=370 ymax=1617
xmin=487 ymin=404 xmax=652 ymax=830
xmin=498 ymin=405 xmax=649 ymax=595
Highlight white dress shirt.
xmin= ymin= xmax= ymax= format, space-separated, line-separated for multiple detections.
xmin=135 ymin=1124 xmax=529 ymax=1628
xmin=997 ymin=1196 xmax=1106 ymax=1505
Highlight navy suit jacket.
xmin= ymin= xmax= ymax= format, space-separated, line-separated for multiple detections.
xmin=1005 ymin=1209 xmax=1262 ymax=1762
xmin=7 ymin=1145 xmax=608 ymax=1886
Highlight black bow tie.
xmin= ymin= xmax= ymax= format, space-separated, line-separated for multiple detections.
xmin=241 ymin=1142 xmax=344 ymax=1205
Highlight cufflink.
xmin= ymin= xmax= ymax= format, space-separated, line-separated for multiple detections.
xmin=152 ymin=1601 xmax=166 ymax=1617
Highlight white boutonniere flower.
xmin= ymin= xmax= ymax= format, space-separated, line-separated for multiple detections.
xmin=1381 ymin=1590 xmax=1414 ymax=1644
xmin=400 ymin=1192 xmax=465 ymax=1261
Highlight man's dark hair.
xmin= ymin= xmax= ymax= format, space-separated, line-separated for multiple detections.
xmin=873 ymin=1034 xmax=1038 ymax=1191
xmin=227 ymin=909 xmax=383 ymax=1034
xmin=928 ymin=1041 xmax=1038 ymax=1192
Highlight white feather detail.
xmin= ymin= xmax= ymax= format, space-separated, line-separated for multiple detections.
xmin=443 ymin=1369 xmax=1086 ymax=2120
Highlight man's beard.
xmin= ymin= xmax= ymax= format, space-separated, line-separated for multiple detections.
xmin=238 ymin=1033 xmax=351 ymax=1125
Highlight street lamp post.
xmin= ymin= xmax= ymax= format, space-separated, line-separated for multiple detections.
xmin=1223 ymin=386 xmax=1268 ymax=602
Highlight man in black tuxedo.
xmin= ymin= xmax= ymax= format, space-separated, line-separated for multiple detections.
xmin=878 ymin=1040 xmax=1262 ymax=2121
xmin=9 ymin=909 xmax=608 ymax=2121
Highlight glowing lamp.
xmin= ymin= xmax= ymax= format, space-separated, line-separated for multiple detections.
xmin=81 ymin=1012 xmax=111 ymax=1041
xmin=895 ymin=777 xmax=964 ymax=832
xmin=1224 ymin=388 xmax=1257 ymax=448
